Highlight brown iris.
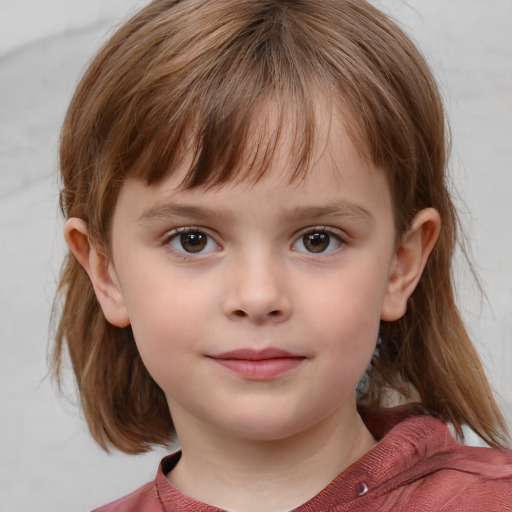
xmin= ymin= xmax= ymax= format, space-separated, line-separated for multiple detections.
xmin=303 ymin=232 xmax=330 ymax=253
xmin=180 ymin=232 xmax=207 ymax=253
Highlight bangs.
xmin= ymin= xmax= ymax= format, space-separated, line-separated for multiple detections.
xmin=130 ymin=86 xmax=322 ymax=190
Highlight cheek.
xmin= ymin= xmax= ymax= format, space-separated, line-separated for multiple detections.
xmin=125 ymin=266 xmax=214 ymax=330
xmin=123 ymin=276 xmax=213 ymax=377
xmin=301 ymin=265 xmax=386 ymax=372
xmin=305 ymin=264 xmax=388 ymax=333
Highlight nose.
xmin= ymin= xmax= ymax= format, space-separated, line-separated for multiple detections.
xmin=223 ymin=252 xmax=292 ymax=324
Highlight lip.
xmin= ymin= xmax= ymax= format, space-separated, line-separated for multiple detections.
xmin=207 ymin=348 xmax=306 ymax=379
xmin=211 ymin=348 xmax=299 ymax=360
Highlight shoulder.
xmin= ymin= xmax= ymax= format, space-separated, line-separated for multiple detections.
xmin=91 ymin=481 xmax=163 ymax=512
xmin=352 ymin=406 xmax=512 ymax=511
xmin=377 ymin=425 xmax=512 ymax=511
xmin=90 ymin=452 xmax=182 ymax=512
xmin=402 ymin=444 xmax=512 ymax=509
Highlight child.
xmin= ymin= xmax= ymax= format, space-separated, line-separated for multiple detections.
xmin=52 ymin=0 xmax=512 ymax=510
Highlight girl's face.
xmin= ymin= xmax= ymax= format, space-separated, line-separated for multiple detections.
xmin=108 ymin=111 xmax=400 ymax=442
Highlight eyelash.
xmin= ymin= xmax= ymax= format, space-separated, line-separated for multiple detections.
xmin=162 ymin=226 xmax=346 ymax=257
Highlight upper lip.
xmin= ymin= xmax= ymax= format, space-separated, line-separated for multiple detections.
xmin=208 ymin=348 xmax=302 ymax=360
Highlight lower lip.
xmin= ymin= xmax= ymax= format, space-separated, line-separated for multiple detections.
xmin=211 ymin=357 xmax=304 ymax=379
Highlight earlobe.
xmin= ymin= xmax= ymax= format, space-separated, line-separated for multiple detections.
xmin=380 ymin=208 xmax=441 ymax=321
xmin=64 ymin=218 xmax=130 ymax=327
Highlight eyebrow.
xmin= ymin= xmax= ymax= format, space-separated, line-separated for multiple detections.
xmin=138 ymin=203 xmax=234 ymax=223
xmin=282 ymin=202 xmax=374 ymax=223
xmin=138 ymin=200 xmax=373 ymax=224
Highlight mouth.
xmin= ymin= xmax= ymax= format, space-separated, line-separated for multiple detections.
xmin=207 ymin=348 xmax=306 ymax=379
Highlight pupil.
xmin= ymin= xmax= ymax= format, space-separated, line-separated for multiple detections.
xmin=181 ymin=232 xmax=207 ymax=252
xmin=304 ymin=232 xmax=329 ymax=253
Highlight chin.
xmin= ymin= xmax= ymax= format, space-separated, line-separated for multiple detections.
xmin=215 ymin=411 xmax=316 ymax=443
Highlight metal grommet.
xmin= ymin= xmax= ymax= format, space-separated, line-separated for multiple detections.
xmin=355 ymin=482 xmax=369 ymax=497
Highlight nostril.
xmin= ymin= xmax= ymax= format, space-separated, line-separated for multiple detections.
xmin=233 ymin=309 xmax=280 ymax=318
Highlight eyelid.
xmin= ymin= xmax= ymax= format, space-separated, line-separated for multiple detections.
xmin=294 ymin=225 xmax=347 ymax=241
xmin=163 ymin=225 xmax=217 ymax=238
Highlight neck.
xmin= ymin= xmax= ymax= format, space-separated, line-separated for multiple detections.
xmin=166 ymin=403 xmax=376 ymax=512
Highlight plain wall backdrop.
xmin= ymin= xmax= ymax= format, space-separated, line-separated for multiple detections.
xmin=0 ymin=1 xmax=511 ymax=511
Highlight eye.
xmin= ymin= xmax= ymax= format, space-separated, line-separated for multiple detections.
xmin=167 ymin=229 xmax=220 ymax=254
xmin=293 ymin=228 xmax=343 ymax=254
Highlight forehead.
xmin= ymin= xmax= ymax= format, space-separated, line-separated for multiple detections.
xmin=131 ymin=93 xmax=372 ymax=193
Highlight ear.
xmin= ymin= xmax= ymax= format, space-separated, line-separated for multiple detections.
xmin=380 ymin=208 xmax=441 ymax=321
xmin=64 ymin=218 xmax=130 ymax=327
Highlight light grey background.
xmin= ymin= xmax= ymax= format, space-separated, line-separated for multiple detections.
xmin=0 ymin=1 xmax=511 ymax=511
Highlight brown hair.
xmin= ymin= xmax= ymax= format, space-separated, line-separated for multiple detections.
xmin=52 ymin=0 xmax=509 ymax=453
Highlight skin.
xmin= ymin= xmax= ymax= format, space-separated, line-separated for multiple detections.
xmin=65 ymin=108 xmax=440 ymax=512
